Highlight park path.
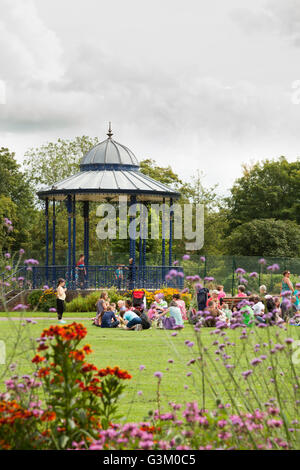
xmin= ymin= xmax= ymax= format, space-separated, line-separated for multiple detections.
xmin=0 ymin=317 xmax=90 ymax=321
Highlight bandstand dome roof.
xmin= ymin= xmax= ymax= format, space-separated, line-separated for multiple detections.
xmin=37 ymin=124 xmax=180 ymax=203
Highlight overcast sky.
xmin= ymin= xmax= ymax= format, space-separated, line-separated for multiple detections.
xmin=1 ymin=0 xmax=300 ymax=194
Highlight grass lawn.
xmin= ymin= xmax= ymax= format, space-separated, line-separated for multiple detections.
xmin=0 ymin=314 xmax=299 ymax=423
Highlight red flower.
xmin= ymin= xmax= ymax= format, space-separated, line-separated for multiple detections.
xmin=32 ymin=354 xmax=46 ymax=363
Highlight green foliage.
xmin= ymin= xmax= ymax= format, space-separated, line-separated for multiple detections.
xmin=27 ymin=289 xmax=57 ymax=312
xmin=23 ymin=136 xmax=99 ymax=187
xmin=226 ymin=218 xmax=300 ymax=257
xmin=227 ymin=157 xmax=300 ymax=228
xmin=0 ymin=148 xmax=36 ymax=251
xmin=66 ymin=287 xmax=124 ymax=313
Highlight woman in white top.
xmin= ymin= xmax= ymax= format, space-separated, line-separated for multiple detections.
xmin=56 ymin=278 xmax=67 ymax=324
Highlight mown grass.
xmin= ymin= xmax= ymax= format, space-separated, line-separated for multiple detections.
xmin=0 ymin=315 xmax=299 ymax=423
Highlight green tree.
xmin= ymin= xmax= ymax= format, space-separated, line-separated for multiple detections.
xmin=139 ymin=158 xmax=183 ymax=189
xmin=0 ymin=148 xmax=36 ymax=252
xmin=226 ymin=218 xmax=300 ymax=257
xmin=23 ymin=136 xmax=100 ymax=187
xmin=227 ymin=157 xmax=300 ymax=228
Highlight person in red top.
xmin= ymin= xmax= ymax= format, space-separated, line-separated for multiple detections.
xmin=76 ymin=254 xmax=86 ymax=289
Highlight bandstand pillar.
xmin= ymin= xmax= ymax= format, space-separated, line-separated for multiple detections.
xmin=67 ymin=195 xmax=72 ymax=286
xmin=72 ymin=195 xmax=76 ymax=287
xmin=52 ymin=199 xmax=56 ymax=285
xmin=129 ymin=195 xmax=137 ymax=289
xmin=83 ymin=201 xmax=89 ymax=286
xmin=169 ymin=197 xmax=173 ymax=266
xmin=45 ymin=197 xmax=49 ymax=281
xmin=162 ymin=197 xmax=166 ymax=281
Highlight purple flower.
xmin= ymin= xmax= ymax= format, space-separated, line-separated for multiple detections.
xmin=5 ymin=265 xmax=11 ymax=271
xmin=251 ymin=358 xmax=262 ymax=366
xmin=43 ymin=285 xmax=49 ymax=290
xmin=235 ymin=268 xmax=246 ymax=274
xmin=139 ymin=365 xmax=145 ymax=371
xmin=258 ymin=258 xmax=266 ymax=265
xmin=154 ymin=371 xmax=163 ymax=379
xmin=137 ymin=391 xmax=143 ymax=396
xmin=182 ymin=254 xmax=190 ymax=261
xmin=19 ymin=249 xmax=25 ymax=255
xmin=173 ymin=260 xmax=179 ymax=266
xmin=4 ymin=253 xmax=11 ymax=259
xmin=24 ymin=258 xmax=39 ymax=265
xmin=249 ymin=272 xmax=258 ymax=278
xmin=12 ymin=304 xmax=29 ymax=311
xmin=200 ymin=256 xmax=206 ymax=262
xmin=49 ymin=308 xmax=57 ymax=312
xmin=242 ymin=370 xmax=253 ymax=379
xmin=204 ymin=276 xmax=214 ymax=282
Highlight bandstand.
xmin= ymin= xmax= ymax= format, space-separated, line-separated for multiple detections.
xmin=34 ymin=124 xmax=183 ymax=290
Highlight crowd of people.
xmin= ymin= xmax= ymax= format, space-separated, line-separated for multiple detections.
xmin=91 ymin=291 xmax=186 ymax=330
xmin=193 ymin=270 xmax=300 ymax=328
xmin=55 ymin=269 xmax=300 ymax=329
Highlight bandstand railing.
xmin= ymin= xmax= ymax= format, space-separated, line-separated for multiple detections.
xmin=24 ymin=265 xmax=185 ymax=291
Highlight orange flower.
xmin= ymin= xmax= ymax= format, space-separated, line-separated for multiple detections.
xmin=97 ymin=366 xmax=132 ymax=380
xmin=83 ymin=344 xmax=93 ymax=354
xmin=81 ymin=363 xmax=97 ymax=373
xmin=41 ymin=411 xmax=56 ymax=422
xmin=38 ymin=367 xmax=51 ymax=377
xmin=32 ymin=354 xmax=46 ymax=363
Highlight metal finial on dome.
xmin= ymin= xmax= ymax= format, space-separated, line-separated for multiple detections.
xmin=107 ymin=121 xmax=113 ymax=138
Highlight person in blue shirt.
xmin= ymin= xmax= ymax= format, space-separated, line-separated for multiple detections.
xmin=100 ymin=302 xmax=120 ymax=328
xmin=121 ymin=300 xmax=142 ymax=330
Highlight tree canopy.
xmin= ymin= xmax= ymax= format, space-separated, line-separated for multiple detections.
xmin=226 ymin=157 xmax=300 ymax=228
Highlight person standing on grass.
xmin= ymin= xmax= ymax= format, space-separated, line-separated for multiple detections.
xmin=56 ymin=278 xmax=67 ymax=324
xmin=281 ymin=270 xmax=294 ymax=294
xmin=76 ymin=254 xmax=86 ymax=289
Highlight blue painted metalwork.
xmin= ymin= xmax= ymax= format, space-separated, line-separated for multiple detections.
xmin=52 ymin=200 xmax=56 ymax=284
xmin=18 ymin=264 xmax=184 ymax=291
xmin=80 ymin=163 xmax=139 ymax=172
xmin=162 ymin=197 xmax=166 ymax=280
xmin=67 ymin=195 xmax=72 ymax=284
xmin=130 ymin=195 xmax=137 ymax=289
xmin=142 ymin=204 xmax=147 ymax=287
xmin=72 ymin=195 xmax=76 ymax=284
xmin=83 ymin=201 xmax=89 ymax=286
xmin=169 ymin=198 xmax=173 ymax=266
xmin=45 ymin=198 xmax=49 ymax=281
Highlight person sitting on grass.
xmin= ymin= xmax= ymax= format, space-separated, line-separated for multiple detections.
xmin=121 ymin=300 xmax=143 ymax=330
xmin=172 ymin=293 xmax=187 ymax=321
xmin=252 ymin=295 xmax=265 ymax=323
xmin=202 ymin=300 xmax=219 ymax=327
xmin=155 ymin=300 xmax=184 ymax=329
xmin=239 ymin=297 xmax=255 ymax=326
xmin=100 ymin=302 xmax=120 ymax=328
xmin=217 ymin=302 xmax=232 ymax=325
xmin=147 ymin=294 xmax=168 ymax=320
xmin=134 ymin=304 xmax=151 ymax=330
xmin=117 ymin=299 xmax=126 ymax=315
xmin=93 ymin=291 xmax=108 ymax=326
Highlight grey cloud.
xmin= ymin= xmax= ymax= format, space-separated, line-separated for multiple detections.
xmin=230 ymin=0 xmax=300 ymax=46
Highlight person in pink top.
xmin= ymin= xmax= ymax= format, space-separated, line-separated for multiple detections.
xmin=236 ymin=285 xmax=247 ymax=298
xmin=172 ymin=293 xmax=187 ymax=321
xmin=217 ymin=285 xmax=226 ymax=301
